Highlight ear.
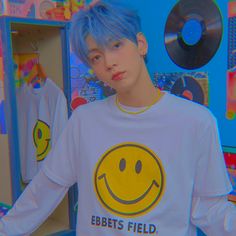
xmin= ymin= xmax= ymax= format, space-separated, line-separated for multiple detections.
xmin=136 ymin=32 xmax=148 ymax=56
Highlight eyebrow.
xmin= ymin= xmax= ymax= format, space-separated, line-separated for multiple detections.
xmin=88 ymin=48 xmax=101 ymax=54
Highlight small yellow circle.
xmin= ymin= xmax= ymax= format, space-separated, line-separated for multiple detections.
xmin=33 ymin=120 xmax=51 ymax=161
xmin=94 ymin=143 xmax=165 ymax=217
xmin=226 ymin=110 xmax=236 ymax=120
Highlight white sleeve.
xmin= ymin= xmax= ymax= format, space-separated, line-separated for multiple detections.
xmin=193 ymin=114 xmax=232 ymax=197
xmin=191 ymin=195 xmax=236 ymax=236
xmin=42 ymin=109 xmax=79 ymax=186
xmin=0 ymin=169 xmax=68 ymax=236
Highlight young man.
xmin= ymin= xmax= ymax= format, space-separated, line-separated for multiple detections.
xmin=1 ymin=0 xmax=236 ymax=235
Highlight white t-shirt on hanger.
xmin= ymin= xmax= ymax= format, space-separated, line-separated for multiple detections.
xmin=16 ymin=78 xmax=68 ymax=183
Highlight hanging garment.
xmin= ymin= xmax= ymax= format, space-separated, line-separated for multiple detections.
xmin=16 ymin=78 xmax=68 ymax=183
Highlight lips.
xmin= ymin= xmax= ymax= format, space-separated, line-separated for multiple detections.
xmin=112 ymin=72 xmax=125 ymax=81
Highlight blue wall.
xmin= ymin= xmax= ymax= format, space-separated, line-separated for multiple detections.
xmin=125 ymin=0 xmax=235 ymax=148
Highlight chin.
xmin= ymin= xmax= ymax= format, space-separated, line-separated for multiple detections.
xmin=111 ymin=77 xmax=138 ymax=94
xmin=116 ymin=85 xmax=135 ymax=95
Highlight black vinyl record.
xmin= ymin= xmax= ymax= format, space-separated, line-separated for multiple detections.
xmin=170 ymin=75 xmax=205 ymax=104
xmin=164 ymin=0 xmax=223 ymax=69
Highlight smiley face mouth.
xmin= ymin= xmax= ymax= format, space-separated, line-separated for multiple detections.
xmin=98 ymin=173 xmax=159 ymax=204
xmin=37 ymin=139 xmax=50 ymax=157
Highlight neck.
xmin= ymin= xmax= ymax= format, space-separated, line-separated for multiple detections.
xmin=117 ymin=68 xmax=163 ymax=107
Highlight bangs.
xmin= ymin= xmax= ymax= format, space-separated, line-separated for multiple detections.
xmin=88 ymin=2 xmax=138 ymax=47
xmin=70 ymin=0 xmax=141 ymax=66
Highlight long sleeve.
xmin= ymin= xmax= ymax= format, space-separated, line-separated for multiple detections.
xmin=0 ymin=169 xmax=68 ymax=236
xmin=191 ymin=195 xmax=236 ymax=235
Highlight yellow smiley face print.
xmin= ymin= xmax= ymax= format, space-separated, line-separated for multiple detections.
xmin=94 ymin=143 xmax=165 ymax=217
xmin=33 ymin=119 xmax=51 ymax=161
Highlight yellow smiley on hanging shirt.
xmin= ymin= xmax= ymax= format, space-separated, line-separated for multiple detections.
xmin=33 ymin=119 xmax=51 ymax=161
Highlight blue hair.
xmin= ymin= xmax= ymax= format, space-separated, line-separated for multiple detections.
xmin=70 ymin=0 xmax=141 ymax=66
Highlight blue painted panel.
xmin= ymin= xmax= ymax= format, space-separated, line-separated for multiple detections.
xmin=0 ymin=17 xmax=22 ymax=202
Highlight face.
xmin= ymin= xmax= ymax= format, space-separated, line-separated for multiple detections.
xmin=94 ymin=143 xmax=165 ymax=217
xmin=85 ymin=34 xmax=148 ymax=94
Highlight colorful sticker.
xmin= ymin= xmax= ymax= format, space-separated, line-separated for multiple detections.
xmin=226 ymin=71 xmax=236 ymax=119
xmin=153 ymin=71 xmax=209 ymax=106
xmin=13 ymin=53 xmax=39 ymax=88
xmin=228 ymin=168 xmax=236 ymax=202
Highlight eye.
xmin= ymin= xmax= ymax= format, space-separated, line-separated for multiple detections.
xmin=112 ymin=41 xmax=122 ymax=49
xmin=90 ymin=54 xmax=102 ymax=64
xmin=119 ymin=158 xmax=126 ymax=172
xmin=135 ymin=160 xmax=142 ymax=174
xmin=37 ymin=129 xmax=42 ymax=139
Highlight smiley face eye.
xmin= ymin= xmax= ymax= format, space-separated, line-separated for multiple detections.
xmin=37 ymin=129 xmax=42 ymax=139
xmin=135 ymin=160 xmax=142 ymax=174
xmin=119 ymin=158 xmax=126 ymax=172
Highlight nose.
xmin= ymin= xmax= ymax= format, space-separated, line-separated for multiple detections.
xmin=104 ymin=50 xmax=117 ymax=70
